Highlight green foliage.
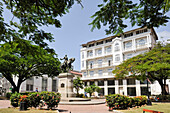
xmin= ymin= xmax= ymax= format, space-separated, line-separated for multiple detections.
xmin=40 ymin=91 xmax=61 ymax=109
xmin=73 ymin=77 xmax=84 ymax=95
xmin=10 ymin=92 xmax=20 ymax=107
xmin=113 ymin=43 xmax=170 ymax=95
xmin=84 ymin=84 xmax=101 ymax=97
xmin=9 ymin=91 xmax=61 ymax=109
xmin=105 ymin=94 xmax=147 ymax=110
xmin=28 ymin=92 xmax=41 ymax=108
xmin=0 ymin=40 xmax=61 ymax=93
xmin=5 ymin=92 xmax=12 ymax=99
xmin=156 ymin=95 xmax=170 ymax=101
xmin=90 ymin=0 xmax=170 ymax=35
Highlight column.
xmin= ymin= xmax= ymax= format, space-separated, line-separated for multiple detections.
xmin=123 ymin=79 xmax=127 ymax=96
xmin=136 ymin=80 xmax=141 ymax=96
xmin=115 ymin=80 xmax=119 ymax=94
xmin=47 ymin=77 xmax=52 ymax=92
xmin=104 ymin=80 xmax=108 ymax=95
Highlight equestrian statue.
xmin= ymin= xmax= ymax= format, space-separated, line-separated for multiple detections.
xmin=60 ymin=55 xmax=75 ymax=72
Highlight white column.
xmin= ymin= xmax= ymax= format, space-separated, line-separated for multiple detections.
xmin=115 ymin=80 xmax=119 ymax=94
xmin=133 ymin=39 xmax=136 ymax=51
xmin=104 ymin=80 xmax=108 ymax=95
xmin=136 ymin=80 xmax=141 ymax=96
xmin=47 ymin=78 xmax=52 ymax=92
xmin=123 ymin=79 xmax=127 ymax=96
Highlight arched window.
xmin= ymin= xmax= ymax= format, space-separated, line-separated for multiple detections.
xmin=115 ymin=54 xmax=120 ymax=61
xmin=138 ymin=39 xmax=146 ymax=46
xmin=125 ymin=41 xmax=132 ymax=49
xmin=115 ymin=43 xmax=120 ymax=51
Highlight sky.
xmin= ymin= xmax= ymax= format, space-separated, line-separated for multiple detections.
xmin=3 ymin=0 xmax=170 ymax=71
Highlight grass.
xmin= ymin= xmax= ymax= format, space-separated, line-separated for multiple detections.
xmin=118 ymin=103 xmax=170 ymax=113
xmin=0 ymin=108 xmax=60 ymax=113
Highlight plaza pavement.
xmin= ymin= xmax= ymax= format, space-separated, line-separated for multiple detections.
xmin=0 ymin=100 xmax=121 ymax=113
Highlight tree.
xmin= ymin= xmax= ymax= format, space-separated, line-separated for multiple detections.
xmin=84 ymin=84 xmax=101 ymax=97
xmin=90 ymin=0 xmax=170 ymax=35
xmin=112 ymin=42 xmax=170 ymax=95
xmin=0 ymin=39 xmax=61 ymax=93
xmin=73 ymin=77 xmax=84 ymax=96
xmin=0 ymin=0 xmax=82 ymax=52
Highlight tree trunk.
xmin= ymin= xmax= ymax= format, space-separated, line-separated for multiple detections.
xmin=157 ymin=79 xmax=168 ymax=95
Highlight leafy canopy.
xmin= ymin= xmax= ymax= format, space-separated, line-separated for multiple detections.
xmin=73 ymin=77 xmax=84 ymax=95
xmin=90 ymin=0 xmax=170 ymax=35
xmin=112 ymin=42 xmax=170 ymax=95
xmin=0 ymin=0 xmax=82 ymax=52
xmin=0 ymin=39 xmax=61 ymax=92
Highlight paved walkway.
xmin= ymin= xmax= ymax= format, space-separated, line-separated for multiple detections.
xmin=0 ymin=100 xmax=118 ymax=113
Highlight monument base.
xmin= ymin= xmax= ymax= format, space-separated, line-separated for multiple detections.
xmin=58 ymin=72 xmax=75 ymax=98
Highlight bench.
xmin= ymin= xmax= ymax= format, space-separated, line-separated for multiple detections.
xmin=143 ymin=109 xmax=164 ymax=113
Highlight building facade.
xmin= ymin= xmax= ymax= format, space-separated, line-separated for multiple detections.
xmin=80 ymin=27 xmax=169 ymax=96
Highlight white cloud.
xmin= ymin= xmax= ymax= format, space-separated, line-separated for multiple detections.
xmin=157 ymin=31 xmax=170 ymax=41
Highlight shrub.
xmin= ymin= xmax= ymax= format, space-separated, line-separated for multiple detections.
xmin=40 ymin=91 xmax=61 ymax=109
xmin=10 ymin=92 xmax=20 ymax=107
xmin=106 ymin=94 xmax=147 ymax=110
xmin=76 ymin=93 xmax=85 ymax=98
xmin=28 ymin=92 xmax=41 ymax=108
xmin=105 ymin=94 xmax=131 ymax=109
xmin=6 ymin=92 xmax=12 ymax=99
xmin=156 ymin=95 xmax=170 ymax=101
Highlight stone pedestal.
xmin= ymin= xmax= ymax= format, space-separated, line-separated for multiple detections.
xmin=58 ymin=73 xmax=75 ymax=98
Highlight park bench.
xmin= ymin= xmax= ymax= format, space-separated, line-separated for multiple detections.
xmin=143 ymin=109 xmax=164 ymax=113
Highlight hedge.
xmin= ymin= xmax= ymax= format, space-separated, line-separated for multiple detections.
xmin=105 ymin=94 xmax=147 ymax=110
xmin=10 ymin=91 xmax=61 ymax=109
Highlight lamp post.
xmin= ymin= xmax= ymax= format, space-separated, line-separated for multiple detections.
xmin=146 ymin=71 xmax=152 ymax=105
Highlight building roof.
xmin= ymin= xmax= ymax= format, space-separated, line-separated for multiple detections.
xmin=69 ymin=70 xmax=82 ymax=75
xmin=81 ymin=27 xmax=158 ymax=47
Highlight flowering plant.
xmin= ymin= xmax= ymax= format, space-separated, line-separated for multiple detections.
xmin=19 ymin=95 xmax=28 ymax=102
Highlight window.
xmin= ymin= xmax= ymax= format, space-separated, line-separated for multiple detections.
xmin=89 ymin=61 xmax=94 ymax=69
xmin=98 ymin=88 xmax=104 ymax=96
xmin=127 ymin=78 xmax=136 ymax=85
xmin=118 ymin=79 xmax=123 ymax=85
xmin=84 ymin=82 xmax=87 ymax=86
xmin=105 ymin=46 xmax=112 ymax=53
xmin=126 ymin=54 xmax=132 ymax=60
xmin=108 ymin=88 xmax=115 ymax=94
xmin=82 ymin=61 xmax=84 ymax=68
xmin=89 ymin=71 xmax=94 ymax=77
xmin=141 ymin=87 xmax=151 ymax=95
xmin=115 ymin=54 xmax=120 ymax=62
xmin=89 ymin=43 xmax=94 ymax=47
xmin=82 ymin=52 xmax=84 ymax=59
xmin=96 ymin=41 xmax=103 ymax=45
xmin=124 ymin=32 xmax=133 ymax=38
xmin=87 ymin=50 xmax=93 ymax=57
xmin=98 ymin=80 xmax=104 ymax=86
xmin=98 ymin=70 xmax=103 ymax=76
xmin=98 ymin=59 xmax=102 ymax=67
xmin=26 ymin=84 xmax=33 ymax=91
xmin=114 ymin=43 xmax=120 ymax=52
xmin=96 ymin=48 xmax=102 ymax=56
xmin=106 ymin=38 xmax=112 ymax=43
xmin=90 ymin=81 xmax=94 ymax=85
xmin=108 ymin=80 xmax=115 ymax=86
xmin=52 ymin=80 xmax=57 ymax=92
xmin=136 ymin=29 xmax=148 ymax=35
xmin=83 ymin=72 xmax=87 ymax=77
xmin=127 ymin=87 xmax=136 ymax=96
xmin=108 ymin=68 xmax=113 ymax=75
xmin=137 ymin=38 xmax=146 ymax=46
xmin=108 ymin=60 xmax=111 ymax=66
xmin=42 ymin=78 xmax=47 ymax=91
xmin=125 ymin=41 xmax=132 ymax=49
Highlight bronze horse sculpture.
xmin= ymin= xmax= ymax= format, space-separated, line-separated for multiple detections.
xmin=60 ymin=55 xmax=75 ymax=72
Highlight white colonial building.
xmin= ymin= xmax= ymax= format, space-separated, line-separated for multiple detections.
xmin=80 ymin=27 xmax=170 ymax=96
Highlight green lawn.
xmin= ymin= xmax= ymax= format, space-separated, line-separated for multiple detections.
xmin=0 ymin=108 xmax=59 ymax=113
xmin=118 ymin=103 xmax=170 ymax=113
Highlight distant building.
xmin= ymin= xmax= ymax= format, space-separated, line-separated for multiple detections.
xmin=80 ymin=27 xmax=170 ymax=96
